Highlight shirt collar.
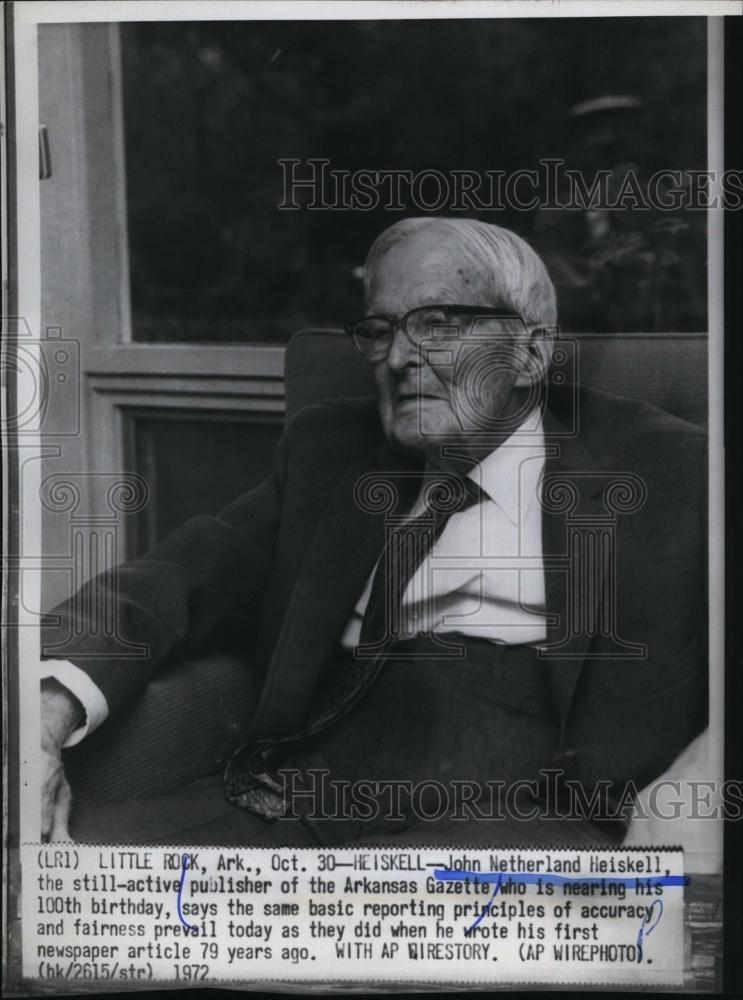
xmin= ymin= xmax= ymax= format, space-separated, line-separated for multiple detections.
xmin=466 ymin=410 xmax=545 ymax=525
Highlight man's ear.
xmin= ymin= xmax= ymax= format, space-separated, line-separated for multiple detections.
xmin=514 ymin=326 xmax=556 ymax=388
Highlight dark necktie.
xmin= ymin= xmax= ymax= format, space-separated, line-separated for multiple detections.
xmin=357 ymin=473 xmax=486 ymax=652
xmin=225 ymin=473 xmax=485 ymax=814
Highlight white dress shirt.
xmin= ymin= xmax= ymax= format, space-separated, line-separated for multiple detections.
xmin=43 ymin=412 xmax=547 ymax=745
xmin=341 ymin=411 xmax=547 ymax=648
xmin=40 ymin=659 xmax=109 ymax=747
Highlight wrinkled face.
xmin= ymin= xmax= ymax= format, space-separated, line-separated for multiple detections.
xmin=368 ymin=234 xmax=535 ymax=463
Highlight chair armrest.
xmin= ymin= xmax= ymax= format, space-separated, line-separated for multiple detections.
xmin=64 ymin=651 xmax=260 ymax=804
xmin=623 ymin=729 xmax=722 ymax=870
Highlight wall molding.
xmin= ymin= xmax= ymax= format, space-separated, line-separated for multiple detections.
xmin=78 ymin=343 xmax=286 ymax=565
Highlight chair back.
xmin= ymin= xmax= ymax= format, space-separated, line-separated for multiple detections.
xmin=285 ymin=329 xmax=707 ymax=428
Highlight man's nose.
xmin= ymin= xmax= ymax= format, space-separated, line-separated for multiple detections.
xmin=385 ymin=326 xmax=421 ymax=372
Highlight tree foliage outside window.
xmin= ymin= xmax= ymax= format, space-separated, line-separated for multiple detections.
xmin=121 ymin=18 xmax=707 ymax=343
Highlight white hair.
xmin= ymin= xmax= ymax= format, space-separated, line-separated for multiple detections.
xmin=363 ymin=217 xmax=557 ymax=330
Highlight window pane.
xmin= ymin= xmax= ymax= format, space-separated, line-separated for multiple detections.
xmin=121 ymin=19 xmax=707 ymax=342
xmin=125 ymin=412 xmax=282 ymax=555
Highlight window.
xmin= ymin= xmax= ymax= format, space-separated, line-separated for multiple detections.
xmin=120 ymin=18 xmax=708 ymax=342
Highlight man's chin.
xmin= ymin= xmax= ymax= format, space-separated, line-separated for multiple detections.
xmin=380 ymin=401 xmax=458 ymax=456
xmin=386 ymin=429 xmax=427 ymax=457
xmin=384 ymin=421 xmax=451 ymax=458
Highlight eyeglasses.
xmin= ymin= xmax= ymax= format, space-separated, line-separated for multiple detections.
xmin=344 ymin=305 xmax=526 ymax=361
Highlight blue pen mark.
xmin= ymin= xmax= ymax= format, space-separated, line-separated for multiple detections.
xmin=176 ymin=854 xmax=197 ymax=930
xmin=636 ymin=898 xmax=664 ymax=962
xmin=434 ymin=870 xmax=689 ymax=890
xmin=467 ymin=872 xmax=503 ymax=932
xmin=436 ymin=870 xmax=686 ymax=958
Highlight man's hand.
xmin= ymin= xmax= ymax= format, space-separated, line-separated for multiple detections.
xmin=41 ymin=678 xmax=83 ymax=841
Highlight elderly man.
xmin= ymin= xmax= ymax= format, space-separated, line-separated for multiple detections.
xmin=40 ymin=217 xmax=707 ymax=846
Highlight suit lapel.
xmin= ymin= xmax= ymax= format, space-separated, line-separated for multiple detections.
xmin=541 ymin=405 xmax=607 ymax=730
xmin=249 ymin=447 xmax=422 ymax=742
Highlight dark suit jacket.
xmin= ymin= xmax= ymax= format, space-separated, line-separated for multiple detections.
xmin=46 ymin=385 xmax=707 ymax=799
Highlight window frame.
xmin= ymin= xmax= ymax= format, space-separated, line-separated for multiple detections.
xmin=38 ymin=22 xmax=286 ymax=606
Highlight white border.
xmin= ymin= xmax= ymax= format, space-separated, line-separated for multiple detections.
xmin=704 ymin=15 xmax=726 ymax=869
xmin=14 ymin=9 xmax=43 ymax=847
xmin=13 ymin=0 xmax=743 ymax=25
